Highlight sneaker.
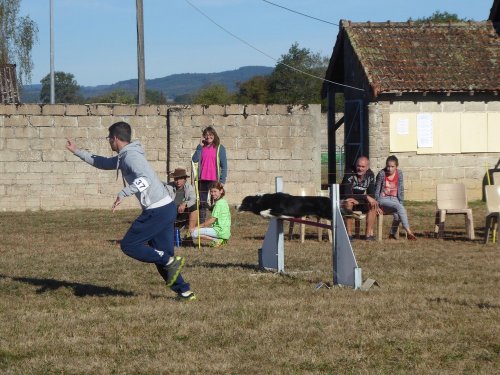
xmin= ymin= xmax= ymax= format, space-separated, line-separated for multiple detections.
xmin=176 ymin=291 xmax=197 ymax=301
xmin=340 ymin=207 xmax=353 ymax=216
xmin=388 ymin=233 xmax=398 ymax=240
xmin=163 ymin=256 xmax=185 ymax=287
xmin=407 ymin=233 xmax=417 ymax=241
xmin=366 ymin=235 xmax=376 ymax=241
xmin=209 ymin=239 xmax=227 ymax=248
xmin=348 ymin=235 xmax=355 ymax=242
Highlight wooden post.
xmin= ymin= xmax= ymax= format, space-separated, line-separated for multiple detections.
xmin=136 ymin=0 xmax=146 ymax=104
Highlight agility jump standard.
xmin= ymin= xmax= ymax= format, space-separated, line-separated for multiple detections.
xmin=259 ymin=177 xmax=363 ymax=289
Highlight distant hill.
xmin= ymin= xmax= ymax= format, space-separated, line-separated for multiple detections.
xmin=21 ymin=66 xmax=274 ymax=103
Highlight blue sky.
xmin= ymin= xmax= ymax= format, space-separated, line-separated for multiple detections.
xmin=22 ymin=0 xmax=494 ymax=86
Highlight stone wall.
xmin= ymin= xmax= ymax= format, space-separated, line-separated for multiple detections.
xmin=368 ymin=100 xmax=500 ymax=201
xmin=0 ymin=104 xmax=322 ymax=212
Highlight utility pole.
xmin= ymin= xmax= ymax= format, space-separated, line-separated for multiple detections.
xmin=50 ymin=0 xmax=55 ymax=104
xmin=136 ymin=0 xmax=146 ymax=104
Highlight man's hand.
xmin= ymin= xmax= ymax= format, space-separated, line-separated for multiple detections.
xmin=178 ymin=203 xmax=186 ymax=214
xmin=366 ymin=195 xmax=379 ymax=210
xmin=66 ymin=138 xmax=77 ymax=153
xmin=344 ymin=198 xmax=359 ymax=207
xmin=112 ymin=196 xmax=123 ymax=212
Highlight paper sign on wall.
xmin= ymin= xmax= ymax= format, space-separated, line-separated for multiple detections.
xmin=417 ymin=113 xmax=433 ymax=148
xmin=397 ymin=118 xmax=409 ymax=135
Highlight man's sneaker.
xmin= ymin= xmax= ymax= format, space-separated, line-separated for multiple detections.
xmin=163 ymin=256 xmax=185 ymax=287
xmin=407 ymin=232 xmax=417 ymax=241
xmin=366 ymin=235 xmax=376 ymax=241
xmin=209 ymin=239 xmax=227 ymax=248
xmin=176 ymin=291 xmax=197 ymax=301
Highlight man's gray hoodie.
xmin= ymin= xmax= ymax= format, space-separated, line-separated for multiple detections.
xmin=74 ymin=141 xmax=170 ymax=210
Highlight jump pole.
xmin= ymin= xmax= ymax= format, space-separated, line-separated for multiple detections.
xmin=259 ymin=178 xmax=363 ymax=289
xmin=331 ymin=184 xmax=362 ymax=289
xmin=258 ymin=176 xmax=285 ymax=272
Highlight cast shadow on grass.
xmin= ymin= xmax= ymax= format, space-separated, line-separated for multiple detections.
xmin=241 ymin=235 xmax=265 ymax=241
xmin=185 ymin=262 xmax=318 ymax=282
xmin=420 ymin=231 xmax=485 ymax=242
xmin=427 ymin=297 xmax=499 ymax=310
xmin=188 ymin=261 xmax=261 ymax=271
xmin=0 ymin=274 xmax=136 ymax=297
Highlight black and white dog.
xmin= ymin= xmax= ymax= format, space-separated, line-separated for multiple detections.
xmin=238 ymin=192 xmax=332 ymax=220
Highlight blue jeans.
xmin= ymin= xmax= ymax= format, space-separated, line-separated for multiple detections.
xmin=191 ymin=227 xmax=219 ymax=240
xmin=120 ymin=201 xmax=190 ymax=293
xmin=378 ymin=196 xmax=410 ymax=234
xmin=198 ymin=180 xmax=215 ymax=224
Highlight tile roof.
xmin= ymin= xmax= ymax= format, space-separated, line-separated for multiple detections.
xmin=331 ymin=20 xmax=499 ymax=96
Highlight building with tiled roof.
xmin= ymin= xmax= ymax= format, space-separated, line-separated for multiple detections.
xmin=323 ymin=8 xmax=500 ymax=200
xmin=490 ymin=0 xmax=500 ymax=22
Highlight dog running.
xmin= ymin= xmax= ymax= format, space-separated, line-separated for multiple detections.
xmin=237 ymin=192 xmax=332 ymax=220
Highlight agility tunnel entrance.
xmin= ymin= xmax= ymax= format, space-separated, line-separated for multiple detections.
xmin=259 ymin=177 xmax=371 ymax=290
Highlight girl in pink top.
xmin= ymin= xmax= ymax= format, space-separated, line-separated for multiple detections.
xmin=192 ymin=126 xmax=228 ymax=223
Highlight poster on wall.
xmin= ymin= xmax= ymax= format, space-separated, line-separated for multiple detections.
xmin=417 ymin=113 xmax=433 ymax=148
xmin=389 ymin=113 xmax=417 ymax=152
xmin=397 ymin=118 xmax=409 ymax=135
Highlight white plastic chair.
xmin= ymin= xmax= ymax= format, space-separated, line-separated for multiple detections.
xmin=493 ymin=171 xmax=500 ymax=185
xmin=434 ymin=183 xmax=475 ymax=240
xmin=484 ymin=185 xmax=500 ymax=244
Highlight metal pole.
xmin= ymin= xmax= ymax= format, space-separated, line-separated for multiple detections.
xmin=331 ymin=184 xmax=337 ymax=285
xmin=49 ymin=0 xmax=55 ymax=104
xmin=327 ymin=85 xmax=336 ymax=184
xmin=136 ymin=0 xmax=146 ymax=104
xmin=275 ymin=176 xmax=284 ymax=273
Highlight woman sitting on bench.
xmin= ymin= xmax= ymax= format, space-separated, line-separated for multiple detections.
xmin=375 ymin=155 xmax=417 ymax=240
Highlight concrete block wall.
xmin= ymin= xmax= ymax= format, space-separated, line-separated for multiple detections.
xmin=0 ymin=103 xmax=322 ymax=212
xmin=368 ymin=100 xmax=500 ymax=201
xmin=168 ymin=104 xmax=322 ymax=200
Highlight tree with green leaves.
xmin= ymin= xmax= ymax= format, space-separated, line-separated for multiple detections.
xmin=235 ymin=76 xmax=270 ymax=104
xmin=89 ymin=89 xmax=135 ymax=104
xmin=192 ymin=84 xmax=234 ymax=105
xmin=268 ymin=42 xmax=328 ymax=106
xmin=40 ymin=72 xmax=82 ymax=104
xmin=0 ymin=0 xmax=38 ymax=85
xmin=174 ymin=93 xmax=194 ymax=104
xmin=409 ymin=11 xmax=467 ymax=23
xmin=85 ymin=89 xmax=167 ymax=104
xmin=144 ymin=89 xmax=167 ymax=105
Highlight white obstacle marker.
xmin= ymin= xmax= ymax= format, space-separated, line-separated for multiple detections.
xmin=259 ymin=178 xmax=366 ymax=289
xmin=330 ymin=184 xmax=362 ymax=289
xmin=258 ymin=177 xmax=285 ymax=272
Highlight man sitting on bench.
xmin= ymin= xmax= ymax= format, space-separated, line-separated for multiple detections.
xmin=340 ymin=156 xmax=379 ymax=241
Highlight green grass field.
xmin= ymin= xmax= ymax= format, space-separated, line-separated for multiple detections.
xmin=0 ymin=202 xmax=498 ymax=374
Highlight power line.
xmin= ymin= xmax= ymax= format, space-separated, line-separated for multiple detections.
xmin=261 ymin=0 xmax=339 ymax=26
xmin=182 ymin=0 xmax=363 ymax=92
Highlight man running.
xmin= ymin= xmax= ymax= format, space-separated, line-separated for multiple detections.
xmin=66 ymin=121 xmax=196 ymax=301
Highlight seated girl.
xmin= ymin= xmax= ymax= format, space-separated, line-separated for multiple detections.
xmin=190 ymin=182 xmax=231 ymax=247
xmin=375 ymin=155 xmax=417 ymax=240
